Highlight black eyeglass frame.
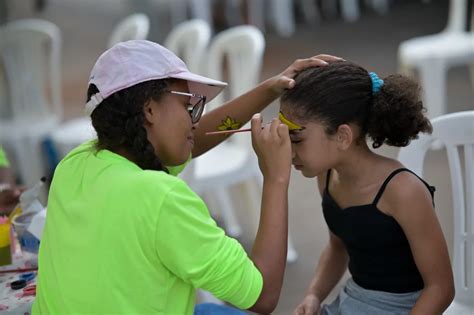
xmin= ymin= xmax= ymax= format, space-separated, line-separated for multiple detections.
xmin=166 ymin=90 xmax=207 ymax=124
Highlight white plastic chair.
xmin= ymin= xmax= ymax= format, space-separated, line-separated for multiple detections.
xmin=247 ymin=0 xmax=303 ymax=37
xmin=161 ymin=0 xmax=213 ymax=29
xmin=226 ymin=0 xmax=318 ymax=37
xmin=107 ymin=13 xmax=150 ymax=48
xmin=398 ymin=0 xmax=474 ymax=118
xmin=186 ymin=25 xmax=298 ymax=262
xmin=0 ymin=19 xmax=62 ymax=186
xmin=398 ymin=111 xmax=474 ymax=315
xmin=49 ymin=13 xmax=151 ymax=164
xmin=320 ymin=0 xmax=389 ymax=22
xmin=339 ymin=0 xmax=360 ymax=22
xmin=164 ymin=19 xmax=211 ymax=74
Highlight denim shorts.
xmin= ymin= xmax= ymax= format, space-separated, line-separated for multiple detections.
xmin=321 ymin=278 xmax=421 ymax=315
xmin=194 ymin=303 xmax=247 ymax=315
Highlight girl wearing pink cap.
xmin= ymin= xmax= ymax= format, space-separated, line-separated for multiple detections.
xmin=33 ymin=40 xmax=341 ymax=315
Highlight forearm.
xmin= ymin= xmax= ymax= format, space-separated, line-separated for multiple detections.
xmin=307 ymin=244 xmax=349 ymax=302
xmin=248 ymin=178 xmax=289 ymax=312
xmin=192 ymin=78 xmax=280 ymax=157
xmin=410 ymin=285 xmax=455 ymax=315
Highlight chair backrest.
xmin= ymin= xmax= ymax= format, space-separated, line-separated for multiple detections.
xmin=204 ymin=25 xmax=265 ymax=144
xmin=164 ymin=19 xmax=211 ymax=74
xmin=398 ymin=111 xmax=474 ymax=307
xmin=204 ymin=25 xmax=265 ymax=146
xmin=107 ymin=13 xmax=150 ymax=48
xmin=444 ymin=0 xmax=472 ymax=33
xmin=0 ymin=19 xmax=62 ymax=121
xmin=205 ymin=25 xmax=265 ymax=110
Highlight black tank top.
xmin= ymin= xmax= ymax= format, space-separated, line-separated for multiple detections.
xmin=322 ymin=168 xmax=435 ymax=293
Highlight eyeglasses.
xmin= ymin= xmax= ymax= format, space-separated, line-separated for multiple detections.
xmin=166 ymin=90 xmax=207 ymax=124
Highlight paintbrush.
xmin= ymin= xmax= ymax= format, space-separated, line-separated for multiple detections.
xmin=206 ymin=113 xmax=305 ymax=136
xmin=205 ymin=128 xmax=252 ymax=135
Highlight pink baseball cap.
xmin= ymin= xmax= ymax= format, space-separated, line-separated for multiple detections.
xmin=85 ymin=40 xmax=227 ymax=115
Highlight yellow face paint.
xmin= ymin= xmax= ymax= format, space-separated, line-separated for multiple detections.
xmin=217 ymin=116 xmax=242 ymax=131
xmin=279 ymin=112 xmax=305 ymax=131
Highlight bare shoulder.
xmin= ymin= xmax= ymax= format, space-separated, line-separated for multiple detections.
xmin=379 ymin=169 xmax=434 ymax=217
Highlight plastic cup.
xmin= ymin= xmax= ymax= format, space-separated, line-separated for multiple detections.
xmin=12 ymin=212 xmax=40 ymax=267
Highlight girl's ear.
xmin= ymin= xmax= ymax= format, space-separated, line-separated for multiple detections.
xmin=143 ymin=100 xmax=155 ymax=124
xmin=335 ymin=124 xmax=353 ymax=150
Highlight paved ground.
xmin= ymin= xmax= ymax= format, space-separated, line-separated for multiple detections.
xmin=3 ymin=0 xmax=473 ymax=313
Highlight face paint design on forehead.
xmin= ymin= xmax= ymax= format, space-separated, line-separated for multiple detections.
xmin=279 ymin=111 xmax=305 ymax=133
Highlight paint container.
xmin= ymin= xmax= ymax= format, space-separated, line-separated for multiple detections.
xmin=0 ymin=216 xmax=12 ymax=266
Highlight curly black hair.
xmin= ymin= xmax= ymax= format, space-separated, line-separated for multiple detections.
xmin=87 ymin=79 xmax=178 ymax=172
xmin=280 ymin=61 xmax=432 ymax=148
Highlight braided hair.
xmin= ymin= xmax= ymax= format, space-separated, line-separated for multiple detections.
xmin=88 ymin=79 xmax=177 ymax=172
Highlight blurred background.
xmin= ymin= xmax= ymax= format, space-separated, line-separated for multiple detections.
xmin=0 ymin=0 xmax=473 ymax=314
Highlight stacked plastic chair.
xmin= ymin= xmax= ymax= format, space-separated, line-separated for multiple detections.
xmin=398 ymin=0 xmax=474 ymax=118
xmin=0 ymin=19 xmax=62 ymax=186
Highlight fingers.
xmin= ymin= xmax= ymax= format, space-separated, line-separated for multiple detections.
xmin=251 ymin=113 xmax=263 ymax=144
xmin=277 ymin=123 xmax=290 ymax=141
xmin=270 ymin=118 xmax=280 ymax=138
xmin=291 ymin=58 xmax=328 ymax=72
xmin=292 ymin=306 xmax=306 ymax=315
xmin=252 ymin=115 xmax=288 ymax=142
xmin=312 ymin=54 xmax=345 ymax=62
xmin=279 ymin=77 xmax=296 ymax=89
xmin=291 ymin=55 xmax=344 ymax=72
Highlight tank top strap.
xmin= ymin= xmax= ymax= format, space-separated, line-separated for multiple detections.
xmin=372 ymin=168 xmax=436 ymax=206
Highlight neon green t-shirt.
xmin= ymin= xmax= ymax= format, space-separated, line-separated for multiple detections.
xmin=33 ymin=141 xmax=262 ymax=315
xmin=0 ymin=146 xmax=9 ymax=167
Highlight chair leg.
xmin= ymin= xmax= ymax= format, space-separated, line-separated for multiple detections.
xmin=298 ymin=0 xmax=321 ymax=25
xmin=321 ymin=0 xmax=339 ymax=18
xmin=367 ymin=0 xmax=390 ymax=15
xmin=470 ymin=63 xmax=474 ymax=93
xmin=340 ymin=0 xmax=360 ymax=22
xmin=225 ymin=0 xmax=243 ymax=26
xmin=189 ymin=0 xmax=213 ymax=29
xmin=270 ymin=0 xmax=295 ymax=37
xmin=214 ymin=187 xmax=243 ymax=238
xmin=168 ymin=1 xmax=188 ymax=26
xmin=12 ymin=135 xmax=45 ymax=187
xmin=286 ymin=233 xmax=298 ymax=263
xmin=418 ymin=59 xmax=447 ymax=119
xmin=248 ymin=175 xmax=298 ymax=263
xmin=247 ymin=0 xmax=265 ymax=31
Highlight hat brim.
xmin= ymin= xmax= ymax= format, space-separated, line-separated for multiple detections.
xmin=171 ymin=71 xmax=227 ymax=104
